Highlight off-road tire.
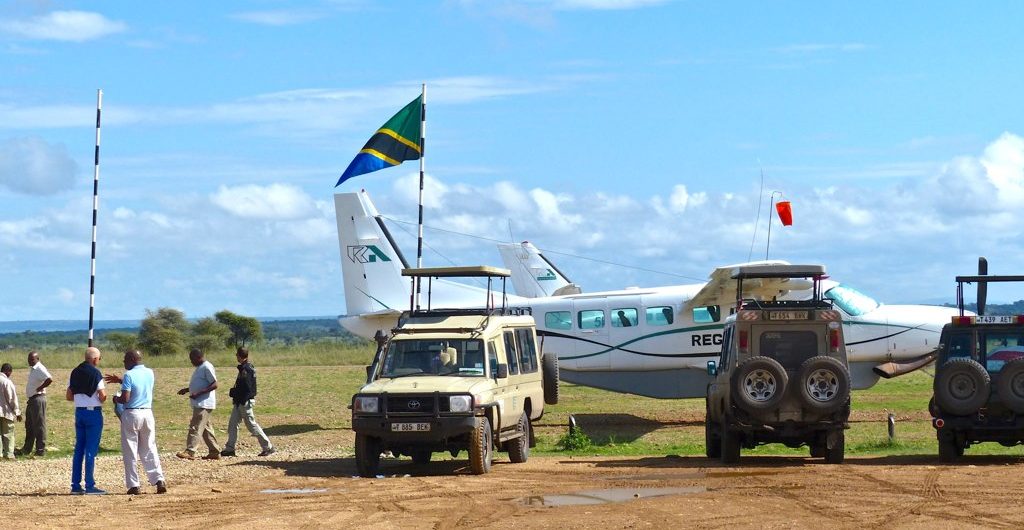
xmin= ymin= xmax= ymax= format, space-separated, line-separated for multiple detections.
xmin=469 ymin=417 xmax=493 ymax=475
xmin=355 ymin=434 xmax=381 ymax=477
xmin=705 ymin=419 xmax=722 ymax=458
xmin=720 ymin=418 xmax=741 ymax=465
xmin=411 ymin=449 xmax=431 ymax=465
xmin=732 ymin=356 xmax=788 ymax=413
xmin=996 ymin=358 xmax=1024 ymax=414
xmin=508 ymin=413 xmax=531 ymax=463
xmin=934 ymin=358 xmax=990 ymax=416
xmin=543 ymin=353 xmax=560 ymax=405
xmin=937 ymin=431 xmax=960 ymax=463
xmin=824 ymin=431 xmax=845 ymax=464
xmin=809 ymin=431 xmax=826 ymax=458
xmin=797 ymin=356 xmax=851 ymax=413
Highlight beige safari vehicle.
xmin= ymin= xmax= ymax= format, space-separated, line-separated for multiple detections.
xmin=705 ymin=264 xmax=851 ymax=464
xmin=351 ymin=266 xmax=558 ymax=476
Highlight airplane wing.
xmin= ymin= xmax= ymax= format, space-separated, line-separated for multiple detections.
xmin=684 ymin=260 xmax=812 ymax=310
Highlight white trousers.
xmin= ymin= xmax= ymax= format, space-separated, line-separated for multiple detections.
xmin=120 ymin=408 xmax=165 ymax=488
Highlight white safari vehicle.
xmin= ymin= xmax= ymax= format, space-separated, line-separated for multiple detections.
xmin=350 ymin=266 xmax=558 ymax=476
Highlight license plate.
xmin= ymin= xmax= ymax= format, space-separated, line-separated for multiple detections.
xmin=976 ymin=315 xmax=1014 ymax=324
xmin=391 ymin=422 xmax=431 ymax=432
xmin=768 ymin=311 xmax=808 ymax=320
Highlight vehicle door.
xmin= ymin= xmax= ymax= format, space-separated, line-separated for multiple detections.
xmin=571 ymin=299 xmax=611 ymax=370
xmin=500 ymin=329 xmax=523 ymax=428
xmin=487 ymin=339 xmax=511 ymax=431
xmin=513 ymin=326 xmax=543 ymax=416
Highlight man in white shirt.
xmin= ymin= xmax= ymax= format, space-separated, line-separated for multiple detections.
xmin=0 ymin=363 xmax=21 ymax=460
xmin=19 ymin=351 xmax=52 ymax=457
xmin=176 ymin=348 xmax=221 ymax=460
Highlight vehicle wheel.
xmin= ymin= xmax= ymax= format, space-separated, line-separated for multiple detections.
xmin=411 ymin=449 xmax=431 ymax=465
xmin=797 ymin=356 xmax=851 ymax=413
xmin=732 ymin=356 xmax=788 ymax=413
xmin=543 ymin=353 xmax=560 ymax=405
xmin=934 ymin=358 xmax=990 ymax=416
xmin=508 ymin=413 xmax=531 ymax=464
xmin=355 ymin=434 xmax=381 ymax=478
xmin=705 ymin=417 xmax=722 ymax=459
xmin=937 ymin=432 xmax=959 ymax=463
xmin=809 ymin=432 xmax=826 ymax=458
xmin=824 ymin=431 xmax=845 ymax=464
xmin=469 ymin=417 xmax=493 ymax=475
xmin=720 ymin=418 xmax=741 ymax=465
xmin=996 ymin=358 xmax=1024 ymax=414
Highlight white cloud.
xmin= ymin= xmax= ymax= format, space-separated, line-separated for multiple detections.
xmin=530 ymin=188 xmax=582 ymax=231
xmin=0 ymin=136 xmax=78 ymax=195
xmin=0 ymin=11 xmax=126 ymax=42
xmin=210 ymin=184 xmax=318 ymax=220
xmin=230 ymin=10 xmax=326 ymax=26
xmin=56 ymin=287 xmax=74 ymax=304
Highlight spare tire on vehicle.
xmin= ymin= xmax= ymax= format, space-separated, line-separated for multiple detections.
xmin=996 ymin=358 xmax=1024 ymax=414
xmin=934 ymin=357 xmax=990 ymax=416
xmin=731 ymin=356 xmax=788 ymax=413
xmin=542 ymin=352 xmax=560 ymax=405
xmin=796 ymin=356 xmax=851 ymax=413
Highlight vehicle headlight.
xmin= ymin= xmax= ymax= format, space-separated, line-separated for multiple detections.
xmin=353 ymin=396 xmax=379 ymax=413
xmin=448 ymin=395 xmax=472 ymax=413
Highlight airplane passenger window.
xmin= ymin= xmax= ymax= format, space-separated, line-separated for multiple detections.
xmin=545 ymin=311 xmax=572 ymax=330
xmin=645 ymin=306 xmax=674 ymax=326
xmin=692 ymin=305 xmax=722 ymax=323
xmin=578 ymin=310 xmax=605 ymax=329
xmin=611 ymin=308 xmax=638 ymax=327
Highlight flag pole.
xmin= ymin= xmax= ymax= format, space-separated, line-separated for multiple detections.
xmin=88 ymin=89 xmax=103 ymax=347
xmin=765 ymin=190 xmax=781 ymax=260
xmin=414 ymin=83 xmax=426 ymax=309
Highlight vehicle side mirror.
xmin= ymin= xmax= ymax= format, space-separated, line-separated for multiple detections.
xmin=706 ymin=361 xmax=717 ymax=376
xmin=365 ymin=365 xmax=374 ymax=381
xmin=496 ymin=364 xmax=508 ymax=379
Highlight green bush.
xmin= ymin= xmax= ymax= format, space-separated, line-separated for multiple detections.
xmin=556 ymin=428 xmax=592 ymax=451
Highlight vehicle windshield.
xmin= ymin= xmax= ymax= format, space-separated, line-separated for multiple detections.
xmin=379 ymin=338 xmax=486 ymax=378
xmin=824 ymin=284 xmax=880 ymax=316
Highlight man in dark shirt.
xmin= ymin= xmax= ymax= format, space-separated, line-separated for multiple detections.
xmin=220 ymin=347 xmax=274 ymax=457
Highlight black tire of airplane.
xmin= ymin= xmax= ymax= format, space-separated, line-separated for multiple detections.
xmin=355 ymin=434 xmax=382 ymax=478
xmin=934 ymin=358 xmax=990 ymax=416
xmin=731 ymin=356 xmax=789 ymax=413
xmin=543 ymin=352 xmax=560 ymax=405
xmin=796 ymin=356 xmax=851 ymax=413
xmin=995 ymin=358 xmax=1024 ymax=414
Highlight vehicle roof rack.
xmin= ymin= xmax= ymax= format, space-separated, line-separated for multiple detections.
xmin=731 ymin=264 xmax=827 ymax=279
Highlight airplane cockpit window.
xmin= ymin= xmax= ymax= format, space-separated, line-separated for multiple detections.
xmin=646 ymin=306 xmax=674 ymax=326
xmin=579 ymin=310 xmax=605 ymax=329
xmin=824 ymin=284 xmax=880 ymax=316
xmin=611 ymin=308 xmax=638 ymax=327
xmin=545 ymin=311 xmax=572 ymax=330
xmin=692 ymin=305 xmax=722 ymax=323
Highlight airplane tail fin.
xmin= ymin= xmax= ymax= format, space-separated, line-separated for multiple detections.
xmin=497 ymin=241 xmax=580 ymax=297
xmin=334 ymin=191 xmax=411 ymax=316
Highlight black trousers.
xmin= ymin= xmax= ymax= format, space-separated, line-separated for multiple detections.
xmin=22 ymin=394 xmax=46 ymax=454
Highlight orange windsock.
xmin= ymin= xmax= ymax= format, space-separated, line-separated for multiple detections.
xmin=775 ymin=201 xmax=793 ymax=226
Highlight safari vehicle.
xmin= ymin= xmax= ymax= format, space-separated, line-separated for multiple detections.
xmin=930 ymin=273 xmax=1024 ymax=462
xmin=705 ymin=264 xmax=851 ymax=464
xmin=350 ymin=266 xmax=559 ymax=477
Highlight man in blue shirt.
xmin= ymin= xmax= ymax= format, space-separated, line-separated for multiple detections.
xmin=106 ymin=350 xmax=167 ymax=495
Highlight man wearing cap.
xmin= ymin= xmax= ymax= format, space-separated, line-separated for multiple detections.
xmin=19 ymin=351 xmax=52 ymax=457
xmin=67 ymin=347 xmax=106 ymax=494
xmin=106 ymin=350 xmax=167 ymax=495
xmin=0 ymin=363 xmax=21 ymax=460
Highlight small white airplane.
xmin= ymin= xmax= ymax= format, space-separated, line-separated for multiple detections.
xmin=335 ymin=190 xmax=960 ymax=398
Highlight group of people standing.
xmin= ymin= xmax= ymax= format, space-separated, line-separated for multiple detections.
xmin=0 ymin=345 xmax=274 ymax=496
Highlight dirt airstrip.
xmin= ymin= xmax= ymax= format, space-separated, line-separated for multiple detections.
xmin=1 ymin=449 xmax=1022 ymax=529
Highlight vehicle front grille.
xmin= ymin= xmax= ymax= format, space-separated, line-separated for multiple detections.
xmin=386 ymin=395 xmax=450 ymax=414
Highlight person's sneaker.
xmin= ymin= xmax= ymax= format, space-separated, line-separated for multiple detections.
xmin=126 ymin=487 xmax=141 ymax=495
xmin=84 ymin=487 xmax=107 ymax=495
xmin=176 ymin=450 xmax=196 ymax=460
xmin=71 ymin=487 xmax=84 ymax=495
xmin=202 ymin=452 xmax=221 ymax=460
xmin=156 ymin=480 xmax=167 ymax=494
xmin=257 ymin=447 xmax=276 ymax=457
xmin=219 ymin=449 xmax=236 ymax=457
xmin=13 ymin=448 xmax=23 ymax=456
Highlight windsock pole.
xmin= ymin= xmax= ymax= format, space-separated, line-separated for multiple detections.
xmin=87 ymin=89 xmax=102 ymax=347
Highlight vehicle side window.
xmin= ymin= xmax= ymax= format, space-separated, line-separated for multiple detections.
xmin=692 ymin=305 xmax=722 ymax=323
xmin=545 ymin=311 xmax=572 ymax=330
xmin=504 ymin=331 xmax=520 ymax=375
xmin=611 ymin=308 xmax=638 ymax=328
xmin=982 ymin=332 xmax=1024 ymax=373
xmin=646 ymin=306 xmax=674 ymax=326
xmin=516 ymin=328 xmax=538 ymax=373
xmin=720 ymin=326 xmax=733 ymax=367
xmin=578 ymin=310 xmax=605 ymax=329
xmin=947 ymin=333 xmax=973 ymax=359
xmin=487 ymin=340 xmax=499 ymax=378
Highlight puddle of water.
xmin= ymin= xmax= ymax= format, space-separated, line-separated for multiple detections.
xmin=519 ymin=487 xmax=705 ymax=507
xmin=260 ymin=488 xmax=329 ymax=495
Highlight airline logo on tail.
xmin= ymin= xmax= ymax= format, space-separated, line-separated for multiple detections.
xmin=537 ymin=269 xmax=557 ymax=281
xmin=347 ymin=245 xmax=392 ymax=264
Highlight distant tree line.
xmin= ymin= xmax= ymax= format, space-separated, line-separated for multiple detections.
xmin=943 ymin=301 xmax=1024 ymax=315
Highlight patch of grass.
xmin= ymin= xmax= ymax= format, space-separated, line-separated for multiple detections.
xmin=555 ymin=429 xmax=592 ymax=451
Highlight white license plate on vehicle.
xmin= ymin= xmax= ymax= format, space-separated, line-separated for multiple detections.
xmin=976 ymin=315 xmax=1014 ymax=324
xmin=768 ymin=311 xmax=808 ymax=320
xmin=391 ymin=422 xmax=431 ymax=432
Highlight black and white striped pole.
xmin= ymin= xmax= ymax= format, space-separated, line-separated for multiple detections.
xmin=414 ymin=83 xmax=426 ymax=309
xmin=87 ymin=89 xmax=102 ymax=347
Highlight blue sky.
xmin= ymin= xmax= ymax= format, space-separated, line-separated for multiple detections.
xmin=1 ymin=0 xmax=1022 ymax=321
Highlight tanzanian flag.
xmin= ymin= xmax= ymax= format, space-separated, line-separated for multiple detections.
xmin=336 ymin=95 xmax=423 ymax=186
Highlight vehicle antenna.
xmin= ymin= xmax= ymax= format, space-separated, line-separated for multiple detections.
xmin=747 ymin=163 xmax=765 ymax=262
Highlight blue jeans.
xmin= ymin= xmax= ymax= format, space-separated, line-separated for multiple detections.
xmin=72 ymin=408 xmax=103 ymax=490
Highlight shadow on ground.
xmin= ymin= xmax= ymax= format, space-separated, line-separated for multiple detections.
xmin=262 ymin=423 xmax=332 ymax=436
xmin=232 ymin=455 xmax=504 ymax=478
xmin=566 ymin=453 xmax=1024 ymax=469
xmin=555 ymin=413 xmax=698 ymax=445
